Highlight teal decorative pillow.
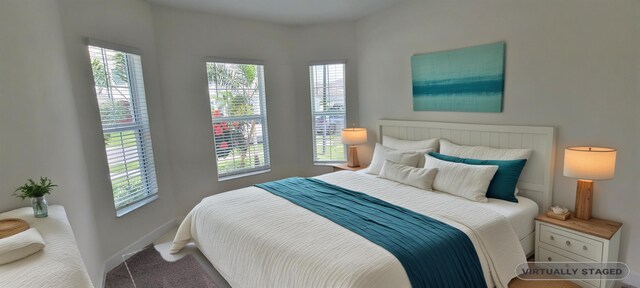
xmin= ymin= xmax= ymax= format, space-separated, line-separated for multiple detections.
xmin=427 ymin=152 xmax=527 ymax=203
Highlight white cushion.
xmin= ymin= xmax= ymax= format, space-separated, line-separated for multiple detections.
xmin=378 ymin=160 xmax=437 ymax=190
xmin=439 ymin=139 xmax=532 ymax=160
xmin=424 ymin=154 xmax=498 ymax=202
xmin=382 ymin=136 xmax=438 ymax=167
xmin=0 ymin=228 xmax=45 ymax=265
xmin=366 ymin=143 xmax=425 ymax=175
xmin=382 ymin=136 xmax=439 ymax=151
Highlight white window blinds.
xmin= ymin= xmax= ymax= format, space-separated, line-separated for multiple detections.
xmin=206 ymin=61 xmax=270 ymax=179
xmin=88 ymin=44 xmax=158 ymax=216
xmin=310 ymin=62 xmax=346 ymax=163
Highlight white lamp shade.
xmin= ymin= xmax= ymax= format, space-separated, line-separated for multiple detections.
xmin=563 ymin=146 xmax=616 ymax=180
xmin=341 ymin=128 xmax=367 ymax=145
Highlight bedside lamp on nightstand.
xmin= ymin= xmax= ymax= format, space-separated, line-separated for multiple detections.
xmin=563 ymin=146 xmax=617 ymax=220
xmin=341 ymin=128 xmax=367 ymax=168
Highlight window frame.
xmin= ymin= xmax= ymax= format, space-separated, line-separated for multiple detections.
xmin=309 ymin=60 xmax=347 ymax=165
xmin=204 ymin=58 xmax=271 ymax=180
xmin=87 ymin=39 xmax=159 ymax=217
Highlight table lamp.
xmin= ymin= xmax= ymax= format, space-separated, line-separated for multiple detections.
xmin=341 ymin=128 xmax=367 ymax=167
xmin=563 ymin=146 xmax=617 ymax=220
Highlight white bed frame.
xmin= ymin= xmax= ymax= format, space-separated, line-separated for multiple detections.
xmin=379 ymin=120 xmax=556 ymax=255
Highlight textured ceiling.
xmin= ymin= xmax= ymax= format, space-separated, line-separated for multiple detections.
xmin=146 ymin=0 xmax=406 ymax=25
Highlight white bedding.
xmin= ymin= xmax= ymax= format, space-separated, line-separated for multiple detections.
xmin=485 ymin=196 xmax=539 ymax=240
xmin=356 ymin=170 xmax=539 ymax=241
xmin=172 ymin=171 xmax=527 ymax=288
xmin=0 ymin=205 xmax=94 ymax=288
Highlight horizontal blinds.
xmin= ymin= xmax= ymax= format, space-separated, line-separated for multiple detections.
xmin=89 ymin=45 xmax=158 ymax=211
xmin=207 ymin=62 xmax=270 ymax=178
xmin=310 ymin=63 xmax=346 ymax=163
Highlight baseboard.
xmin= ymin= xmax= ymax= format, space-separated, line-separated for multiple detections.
xmin=621 ymin=270 xmax=640 ymax=287
xmin=100 ymin=219 xmax=178 ymax=287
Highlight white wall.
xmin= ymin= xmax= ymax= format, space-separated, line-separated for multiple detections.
xmin=1 ymin=0 xmax=179 ymax=285
xmin=151 ymin=5 xmax=303 ymax=216
xmin=56 ymin=0 xmax=179 ymax=283
xmin=150 ymin=6 xmax=360 ymax=215
xmin=290 ymin=23 xmax=360 ymax=177
xmin=0 ymin=0 xmax=103 ymax=283
xmin=356 ymin=0 xmax=640 ymax=275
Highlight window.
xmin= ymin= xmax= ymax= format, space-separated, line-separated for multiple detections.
xmin=206 ymin=60 xmax=270 ymax=179
xmin=88 ymin=42 xmax=158 ymax=216
xmin=309 ymin=62 xmax=346 ymax=163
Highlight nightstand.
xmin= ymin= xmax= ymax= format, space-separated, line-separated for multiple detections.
xmin=535 ymin=214 xmax=622 ymax=288
xmin=331 ymin=163 xmax=368 ymax=172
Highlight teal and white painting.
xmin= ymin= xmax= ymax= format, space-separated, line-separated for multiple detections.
xmin=411 ymin=42 xmax=505 ymax=112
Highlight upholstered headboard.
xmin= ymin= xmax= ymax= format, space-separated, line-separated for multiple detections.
xmin=379 ymin=120 xmax=556 ymax=213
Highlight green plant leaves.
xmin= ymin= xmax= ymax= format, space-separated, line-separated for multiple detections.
xmin=13 ymin=177 xmax=56 ymax=200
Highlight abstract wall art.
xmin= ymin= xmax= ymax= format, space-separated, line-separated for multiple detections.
xmin=411 ymin=42 xmax=505 ymax=112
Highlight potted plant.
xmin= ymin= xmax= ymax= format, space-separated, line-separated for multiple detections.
xmin=13 ymin=177 xmax=57 ymax=218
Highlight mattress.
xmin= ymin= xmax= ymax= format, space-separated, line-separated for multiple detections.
xmin=173 ymin=171 xmax=527 ymax=288
xmin=485 ymin=196 xmax=539 ymax=240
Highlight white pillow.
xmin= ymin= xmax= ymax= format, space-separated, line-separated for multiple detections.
xmin=378 ymin=160 xmax=437 ymax=190
xmin=0 ymin=228 xmax=45 ymax=265
xmin=424 ymin=154 xmax=498 ymax=202
xmin=440 ymin=139 xmax=532 ymax=160
xmin=366 ymin=143 xmax=424 ymax=175
xmin=383 ymin=136 xmax=439 ymax=151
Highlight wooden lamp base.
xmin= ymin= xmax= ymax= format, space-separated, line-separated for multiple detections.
xmin=574 ymin=179 xmax=593 ymax=220
xmin=347 ymin=146 xmax=360 ymax=168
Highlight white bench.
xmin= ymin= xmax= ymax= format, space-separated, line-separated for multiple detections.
xmin=0 ymin=205 xmax=94 ymax=288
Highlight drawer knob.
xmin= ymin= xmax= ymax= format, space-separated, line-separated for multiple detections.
xmin=550 ymin=235 xmax=554 ymax=240
xmin=583 ymin=245 xmax=588 ymax=251
xmin=566 ymin=240 xmax=571 ymax=246
xmin=548 ymin=257 xmax=552 ymax=261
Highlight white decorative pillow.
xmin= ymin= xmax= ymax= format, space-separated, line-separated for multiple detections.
xmin=378 ymin=160 xmax=437 ymax=190
xmin=383 ymin=136 xmax=439 ymax=151
xmin=0 ymin=228 xmax=45 ymax=265
xmin=424 ymin=154 xmax=498 ymax=202
xmin=366 ymin=143 xmax=424 ymax=175
xmin=440 ymin=139 xmax=532 ymax=160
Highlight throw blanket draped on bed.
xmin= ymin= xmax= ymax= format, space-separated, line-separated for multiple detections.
xmin=256 ymin=177 xmax=486 ymax=288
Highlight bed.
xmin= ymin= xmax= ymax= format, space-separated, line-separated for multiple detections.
xmin=172 ymin=120 xmax=556 ymax=288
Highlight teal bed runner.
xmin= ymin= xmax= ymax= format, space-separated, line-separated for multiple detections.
xmin=256 ymin=177 xmax=486 ymax=288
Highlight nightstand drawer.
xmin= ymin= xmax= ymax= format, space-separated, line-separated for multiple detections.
xmin=537 ymin=247 xmax=601 ymax=288
xmin=540 ymin=224 xmax=603 ymax=261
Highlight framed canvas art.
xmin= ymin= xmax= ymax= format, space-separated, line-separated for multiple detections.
xmin=411 ymin=42 xmax=505 ymax=112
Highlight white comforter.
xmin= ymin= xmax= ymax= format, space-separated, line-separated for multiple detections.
xmin=172 ymin=171 xmax=526 ymax=288
xmin=0 ymin=205 xmax=94 ymax=288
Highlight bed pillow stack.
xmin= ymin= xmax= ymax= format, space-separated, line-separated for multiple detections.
xmin=427 ymin=152 xmax=527 ymax=203
xmin=366 ymin=140 xmax=437 ymax=175
xmin=366 ymin=143 xmax=427 ymax=175
xmin=366 ymin=137 xmax=439 ymax=189
xmin=428 ymin=140 xmax=532 ymax=203
xmin=423 ymin=155 xmax=498 ymax=202
xmin=382 ymin=136 xmax=438 ymax=168
xmin=366 ymin=137 xmax=531 ymax=203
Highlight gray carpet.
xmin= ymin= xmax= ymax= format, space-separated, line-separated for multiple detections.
xmin=106 ymin=245 xmax=217 ymax=288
